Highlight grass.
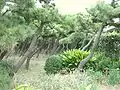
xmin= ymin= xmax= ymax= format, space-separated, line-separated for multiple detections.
xmin=12 ymin=54 xmax=120 ymax=90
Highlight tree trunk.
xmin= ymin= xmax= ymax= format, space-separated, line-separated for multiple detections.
xmin=66 ymin=43 xmax=69 ymax=50
xmin=13 ymin=21 xmax=44 ymax=73
xmin=14 ymin=35 xmax=38 ymax=73
xmin=19 ymin=41 xmax=29 ymax=57
xmin=80 ymin=34 xmax=87 ymax=49
xmin=81 ymin=26 xmax=118 ymax=51
xmin=0 ymin=50 xmax=8 ymax=60
xmin=2 ymin=43 xmax=18 ymax=59
xmin=2 ymin=50 xmax=12 ymax=59
xmin=81 ymin=36 xmax=94 ymax=51
xmin=78 ymin=23 xmax=106 ymax=71
xmin=44 ymin=39 xmax=51 ymax=54
xmin=50 ymin=38 xmax=59 ymax=54
xmin=36 ymin=40 xmax=45 ymax=58
xmin=25 ymin=48 xmax=39 ymax=70
xmin=54 ymin=45 xmax=61 ymax=53
xmin=60 ymin=44 xmax=65 ymax=53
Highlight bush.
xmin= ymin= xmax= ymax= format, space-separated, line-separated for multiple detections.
xmin=99 ymin=31 xmax=120 ymax=60
xmin=0 ymin=60 xmax=14 ymax=90
xmin=88 ymin=53 xmax=120 ymax=72
xmin=44 ymin=55 xmax=63 ymax=74
xmin=60 ymin=49 xmax=89 ymax=71
xmin=44 ymin=49 xmax=90 ymax=74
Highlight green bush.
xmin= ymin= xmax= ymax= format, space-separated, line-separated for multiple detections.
xmin=44 ymin=49 xmax=90 ymax=74
xmin=60 ymin=49 xmax=89 ymax=71
xmin=88 ymin=53 xmax=120 ymax=72
xmin=0 ymin=60 xmax=14 ymax=90
xmin=44 ymin=55 xmax=63 ymax=74
xmin=99 ymin=31 xmax=120 ymax=60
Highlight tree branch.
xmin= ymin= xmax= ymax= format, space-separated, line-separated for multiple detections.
xmin=107 ymin=22 xmax=120 ymax=27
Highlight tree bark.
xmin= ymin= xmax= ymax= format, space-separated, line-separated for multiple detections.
xmin=60 ymin=44 xmax=65 ymax=53
xmin=78 ymin=23 xmax=106 ymax=71
xmin=0 ymin=50 xmax=7 ymax=60
xmin=36 ymin=40 xmax=45 ymax=58
xmin=80 ymin=34 xmax=87 ymax=49
xmin=14 ymin=35 xmax=38 ymax=72
xmin=14 ymin=21 xmax=44 ymax=72
xmin=81 ymin=27 xmax=120 ymax=51
xmin=81 ymin=36 xmax=94 ymax=51
xmin=19 ymin=41 xmax=29 ymax=57
xmin=25 ymin=48 xmax=39 ymax=70
xmin=50 ymin=38 xmax=59 ymax=54
xmin=44 ymin=39 xmax=51 ymax=54
xmin=54 ymin=45 xmax=61 ymax=53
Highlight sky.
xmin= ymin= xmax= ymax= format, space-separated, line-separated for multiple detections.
xmin=2 ymin=0 xmax=112 ymax=15
xmin=55 ymin=0 xmax=104 ymax=14
xmin=35 ymin=0 xmax=111 ymax=14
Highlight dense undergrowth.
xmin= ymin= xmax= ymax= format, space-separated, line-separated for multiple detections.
xmin=44 ymin=49 xmax=89 ymax=74
xmin=44 ymin=49 xmax=120 ymax=75
xmin=0 ymin=60 xmax=14 ymax=90
xmin=0 ymin=54 xmax=120 ymax=90
xmin=44 ymin=49 xmax=120 ymax=88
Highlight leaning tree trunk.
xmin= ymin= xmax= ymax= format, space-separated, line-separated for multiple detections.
xmin=3 ymin=43 xmax=17 ymax=59
xmin=36 ymin=40 xmax=45 ymax=58
xmin=44 ymin=39 xmax=52 ymax=54
xmin=81 ymin=36 xmax=95 ymax=51
xmin=50 ymin=38 xmax=59 ymax=55
xmin=14 ymin=35 xmax=38 ymax=73
xmin=81 ymin=26 xmax=117 ymax=51
xmin=25 ymin=48 xmax=39 ymax=70
xmin=19 ymin=41 xmax=28 ymax=57
xmin=54 ymin=44 xmax=61 ymax=53
xmin=78 ymin=23 xmax=106 ymax=71
xmin=80 ymin=34 xmax=87 ymax=49
xmin=14 ymin=22 xmax=44 ymax=72
xmin=0 ymin=50 xmax=8 ymax=60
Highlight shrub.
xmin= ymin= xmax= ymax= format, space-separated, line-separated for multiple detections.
xmin=44 ymin=49 xmax=90 ymax=74
xmin=99 ymin=31 xmax=120 ymax=60
xmin=60 ymin=49 xmax=89 ymax=71
xmin=88 ymin=53 xmax=120 ymax=72
xmin=0 ymin=60 xmax=14 ymax=90
xmin=44 ymin=55 xmax=63 ymax=74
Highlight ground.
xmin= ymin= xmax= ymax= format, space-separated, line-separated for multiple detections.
xmin=14 ymin=54 xmax=120 ymax=90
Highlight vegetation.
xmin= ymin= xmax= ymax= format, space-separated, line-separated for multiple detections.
xmin=44 ymin=49 xmax=89 ymax=74
xmin=0 ymin=61 xmax=13 ymax=90
xmin=61 ymin=49 xmax=89 ymax=70
xmin=0 ymin=0 xmax=120 ymax=89
xmin=100 ymin=31 xmax=120 ymax=59
xmin=44 ymin=55 xmax=63 ymax=74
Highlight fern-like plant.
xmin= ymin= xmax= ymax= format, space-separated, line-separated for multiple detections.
xmin=60 ymin=49 xmax=89 ymax=71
